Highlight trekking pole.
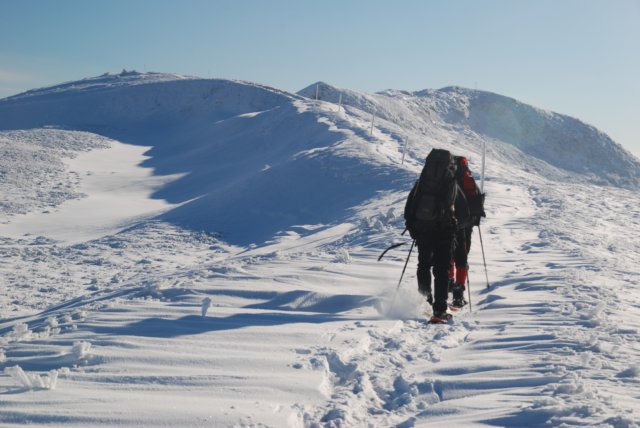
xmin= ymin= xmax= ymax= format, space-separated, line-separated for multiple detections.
xmin=478 ymin=225 xmax=490 ymax=289
xmin=388 ymin=239 xmax=415 ymax=312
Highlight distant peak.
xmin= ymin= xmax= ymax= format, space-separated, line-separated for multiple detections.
xmin=297 ymin=81 xmax=340 ymax=97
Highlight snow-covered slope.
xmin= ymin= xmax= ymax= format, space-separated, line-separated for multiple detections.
xmin=1 ymin=74 xmax=639 ymax=427
xmin=301 ymin=82 xmax=640 ymax=187
xmin=0 ymin=73 xmax=414 ymax=245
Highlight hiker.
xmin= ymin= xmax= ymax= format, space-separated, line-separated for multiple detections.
xmin=404 ymin=149 xmax=458 ymax=322
xmin=448 ymin=156 xmax=485 ymax=308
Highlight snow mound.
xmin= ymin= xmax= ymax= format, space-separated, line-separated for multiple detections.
xmin=3 ymin=71 xmax=191 ymax=101
xmin=0 ymin=73 xmax=295 ymax=132
xmin=0 ymin=74 xmax=410 ymax=245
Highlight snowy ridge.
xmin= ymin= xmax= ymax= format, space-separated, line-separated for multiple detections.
xmin=0 ymin=74 xmax=417 ymax=245
xmin=0 ymin=74 xmax=639 ymax=427
xmin=300 ymin=81 xmax=640 ymax=188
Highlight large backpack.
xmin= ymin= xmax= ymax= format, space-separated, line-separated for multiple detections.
xmin=404 ymin=149 xmax=457 ymax=236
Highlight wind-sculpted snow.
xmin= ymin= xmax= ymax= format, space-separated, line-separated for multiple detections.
xmin=0 ymin=74 xmax=414 ymax=245
xmin=0 ymin=129 xmax=110 ymax=218
xmin=1 ymin=74 xmax=639 ymax=426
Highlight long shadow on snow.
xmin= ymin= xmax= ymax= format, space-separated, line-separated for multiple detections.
xmin=91 ymin=312 xmax=353 ymax=338
xmin=0 ymin=79 xmax=414 ymax=246
xmin=481 ymin=407 xmax=586 ymax=428
xmin=178 ymin=288 xmax=379 ymax=313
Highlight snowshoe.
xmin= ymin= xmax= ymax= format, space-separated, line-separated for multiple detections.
xmin=447 ymin=303 xmax=462 ymax=312
xmin=428 ymin=311 xmax=452 ymax=324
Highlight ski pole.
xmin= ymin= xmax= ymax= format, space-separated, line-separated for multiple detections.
xmin=389 ymin=239 xmax=415 ymax=312
xmin=478 ymin=225 xmax=490 ymax=289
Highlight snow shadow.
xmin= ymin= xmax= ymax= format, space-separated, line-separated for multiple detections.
xmin=91 ymin=312 xmax=352 ymax=338
xmin=191 ymin=288 xmax=380 ymax=313
xmin=480 ymin=407 xmax=575 ymax=428
xmin=0 ymin=78 xmax=413 ymax=246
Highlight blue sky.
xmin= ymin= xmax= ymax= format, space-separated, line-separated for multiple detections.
xmin=1 ymin=0 xmax=639 ymax=155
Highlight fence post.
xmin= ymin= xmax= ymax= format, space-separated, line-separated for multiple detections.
xmin=369 ymin=111 xmax=375 ymax=136
xmin=401 ymin=136 xmax=409 ymax=165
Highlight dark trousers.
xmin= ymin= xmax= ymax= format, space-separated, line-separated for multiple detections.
xmin=453 ymin=227 xmax=472 ymax=267
xmin=416 ymin=228 xmax=455 ymax=313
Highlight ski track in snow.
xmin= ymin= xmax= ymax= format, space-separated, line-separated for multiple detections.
xmin=0 ymin=75 xmax=639 ymax=427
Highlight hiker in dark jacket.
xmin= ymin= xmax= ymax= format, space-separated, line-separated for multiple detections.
xmin=404 ymin=149 xmax=458 ymax=321
xmin=449 ymin=156 xmax=485 ymax=307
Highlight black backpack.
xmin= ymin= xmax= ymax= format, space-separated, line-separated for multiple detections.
xmin=404 ymin=149 xmax=457 ymax=236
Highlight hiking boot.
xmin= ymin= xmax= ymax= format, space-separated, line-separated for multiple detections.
xmin=451 ymin=284 xmax=467 ymax=308
xmin=430 ymin=309 xmax=452 ymax=323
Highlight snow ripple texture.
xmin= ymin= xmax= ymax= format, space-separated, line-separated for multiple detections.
xmin=0 ymin=73 xmax=638 ymax=427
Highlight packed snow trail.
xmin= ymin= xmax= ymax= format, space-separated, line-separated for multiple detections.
xmin=2 ymin=175 xmax=638 ymax=426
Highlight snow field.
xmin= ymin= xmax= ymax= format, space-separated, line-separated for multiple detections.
xmin=0 ymin=73 xmax=639 ymax=427
xmin=0 ymin=129 xmax=111 ymax=220
xmin=0 ymin=136 xmax=183 ymax=243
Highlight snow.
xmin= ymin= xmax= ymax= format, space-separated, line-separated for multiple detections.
xmin=0 ymin=135 xmax=182 ymax=243
xmin=0 ymin=73 xmax=639 ymax=427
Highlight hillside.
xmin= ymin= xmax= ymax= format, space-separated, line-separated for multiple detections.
xmin=0 ymin=73 xmax=415 ymax=245
xmin=0 ymin=73 xmax=639 ymax=427
xmin=300 ymin=82 xmax=640 ymax=188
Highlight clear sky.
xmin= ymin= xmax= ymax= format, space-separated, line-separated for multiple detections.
xmin=1 ymin=0 xmax=639 ymax=156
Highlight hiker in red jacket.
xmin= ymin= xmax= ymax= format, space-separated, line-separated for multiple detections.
xmin=449 ymin=156 xmax=485 ymax=308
